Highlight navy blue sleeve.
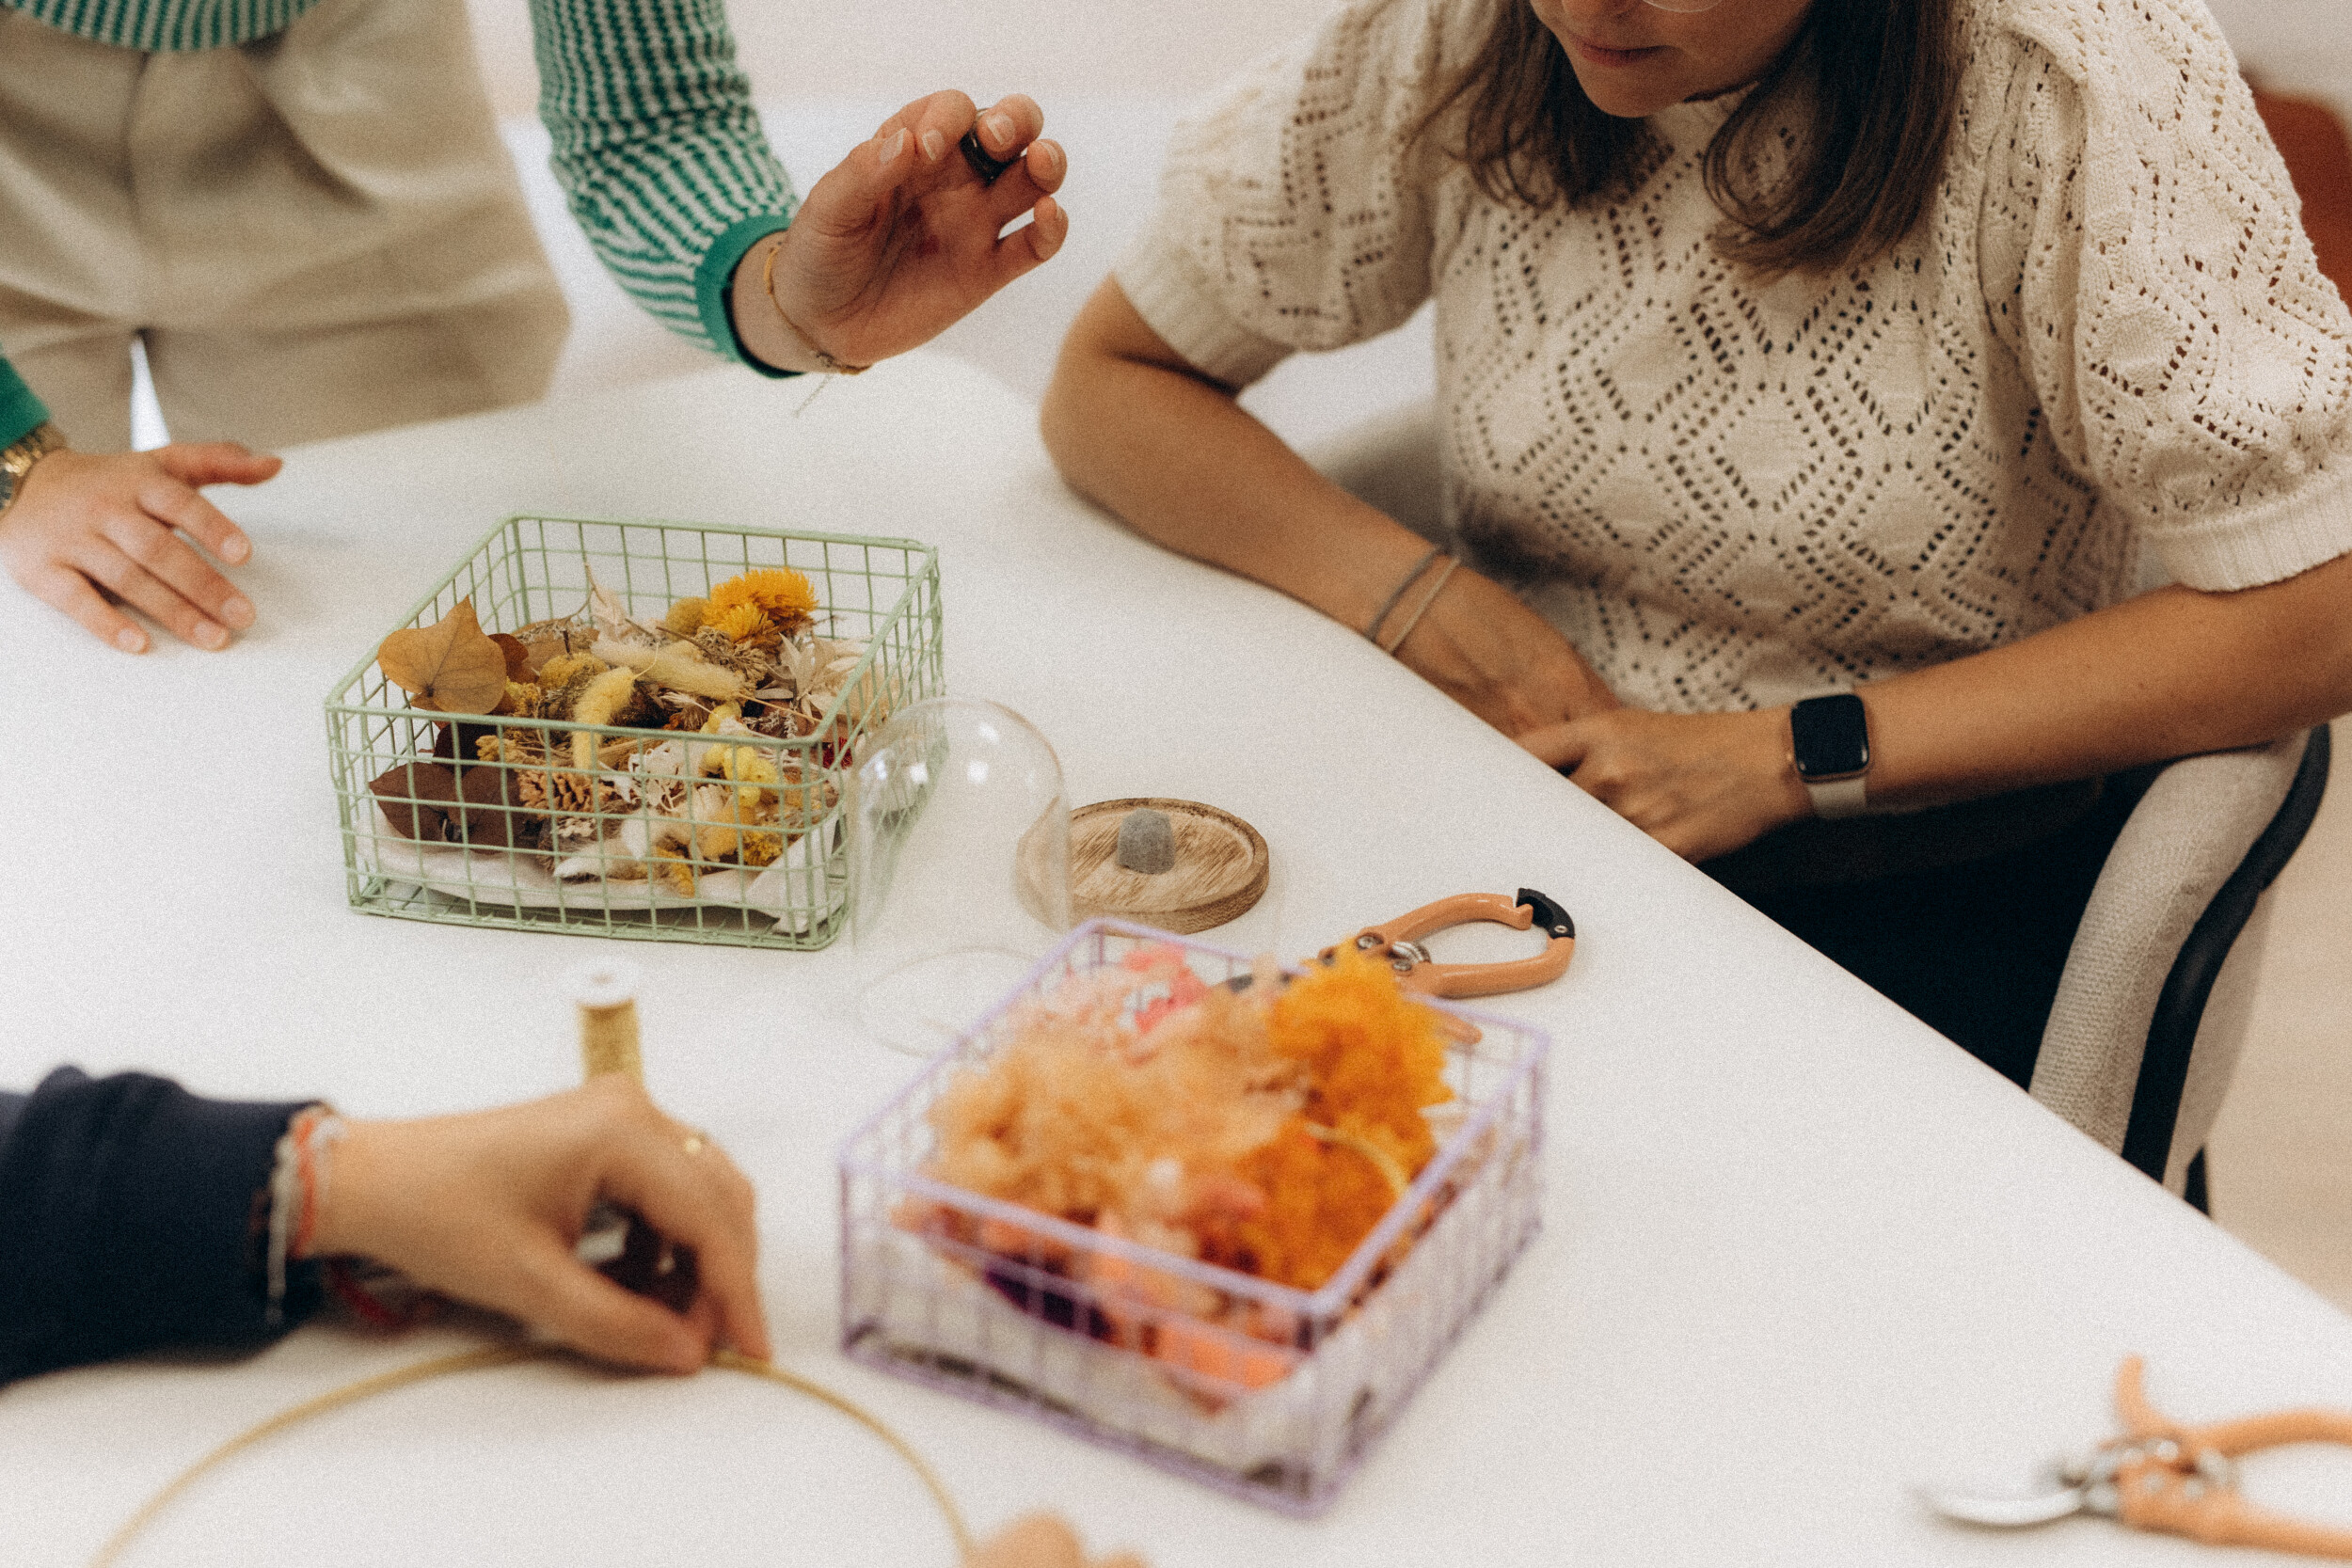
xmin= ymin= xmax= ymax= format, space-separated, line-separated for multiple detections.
xmin=0 ymin=1069 xmax=326 ymax=1383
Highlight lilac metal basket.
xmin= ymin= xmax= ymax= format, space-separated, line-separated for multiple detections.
xmin=836 ymin=920 xmax=1549 ymax=1514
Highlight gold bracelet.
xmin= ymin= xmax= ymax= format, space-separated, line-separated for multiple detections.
xmin=759 ymin=237 xmax=870 ymax=376
xmin=0 ymin=420 xmax=67 ymax=520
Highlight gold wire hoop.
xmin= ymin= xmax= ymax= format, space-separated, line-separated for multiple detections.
xmin=89 ymin=1344 xmax=973 ymax=1568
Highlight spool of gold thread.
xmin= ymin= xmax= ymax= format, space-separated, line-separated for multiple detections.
xmin=571 ymin=960 xmax=644 ymax=1083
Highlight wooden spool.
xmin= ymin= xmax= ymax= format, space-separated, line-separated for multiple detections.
xmin=1062 ymin=798 xmax=1270 ymax=934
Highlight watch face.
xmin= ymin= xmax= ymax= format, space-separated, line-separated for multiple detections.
xmin=1791 ymin=693 xmax=1870 ymax=780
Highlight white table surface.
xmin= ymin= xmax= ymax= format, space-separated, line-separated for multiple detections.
xmin=4 ymin=354 xmax=2349 ymax=1566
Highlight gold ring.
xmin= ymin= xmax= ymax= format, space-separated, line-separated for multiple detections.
xmin=680 ymin=1132 xmax=708 ymax=1158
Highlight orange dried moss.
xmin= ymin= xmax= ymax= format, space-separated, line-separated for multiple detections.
xmin=707 ymin=568 xmax=817 ymax=634
xmin=1208 ymin=950 xmax=1455 ymax=1290
xmin=1210 ymin=1122 xmax=1395 ymax=1291
xmin=1267 ymin=946 xmax=1453 ymax=1177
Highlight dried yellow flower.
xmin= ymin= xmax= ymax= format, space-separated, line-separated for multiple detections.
xmin=706 ymin=603 xmax=769 ymax=643
xmin=707 ymin=567 xmax=818 ymax=634
xmin=662 ymin=596 xmax=709 ymax=637
xmin=494 ymin=680 xmax=543 ymax=718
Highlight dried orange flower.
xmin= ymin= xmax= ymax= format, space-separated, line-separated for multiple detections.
xmin=707 ymin=568 xmax=818 ymax=633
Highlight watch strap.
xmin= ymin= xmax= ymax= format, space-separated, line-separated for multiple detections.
xmin=1804 ymin=774 xmax=1870 ymax=819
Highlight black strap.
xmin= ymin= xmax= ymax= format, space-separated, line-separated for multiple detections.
xmin=2120 ymin=727 xmax=2332 ymax=1183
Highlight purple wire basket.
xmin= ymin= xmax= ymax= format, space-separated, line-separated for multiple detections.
xmin=836 ymin=919 xmax=1550 ymax=1514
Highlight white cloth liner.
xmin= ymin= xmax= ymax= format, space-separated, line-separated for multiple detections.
xmin=362 ymin=805 xmax=832 ymax=935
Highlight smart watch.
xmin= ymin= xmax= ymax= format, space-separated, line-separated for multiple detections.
xmin=0 ymin=421 xmax=66 ymax=520
xmin=1789 ymin=692 xmax=1871 ymax=819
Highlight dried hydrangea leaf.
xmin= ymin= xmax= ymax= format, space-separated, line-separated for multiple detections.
xmin=376 ymin=598 xmax=508 ymax=716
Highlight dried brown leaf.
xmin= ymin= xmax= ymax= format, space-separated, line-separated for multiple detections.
xmin=378 ymin=598 xmax=509 ymax=715
xmin=490 ymin=633 xmax=532 ymax=682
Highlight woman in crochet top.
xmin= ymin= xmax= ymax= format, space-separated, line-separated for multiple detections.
xmin=1041 ymin=0 xmax=2352 ymax=1085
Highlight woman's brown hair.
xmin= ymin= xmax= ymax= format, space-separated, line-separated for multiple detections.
xmin=1422 ymin=0 xmax=1960 ymax=277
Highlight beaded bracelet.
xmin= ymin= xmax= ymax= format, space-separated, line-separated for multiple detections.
xmin=264 ymin=1106 xmax=344 ymax=1326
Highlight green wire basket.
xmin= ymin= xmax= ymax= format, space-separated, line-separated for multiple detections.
xmin=325 ymin=515 xmax=943 ymax=949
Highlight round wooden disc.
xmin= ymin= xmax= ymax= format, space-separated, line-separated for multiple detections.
xmin=1064 ymin=798 xmax=1270 ymax=934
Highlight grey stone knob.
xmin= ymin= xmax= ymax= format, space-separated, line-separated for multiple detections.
xmin=1115 ymin=807 xmax=1176 ymax=874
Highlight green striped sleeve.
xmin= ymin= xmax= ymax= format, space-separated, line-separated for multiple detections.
xmin=5 ymin=0 xmax=314 ymax=51
xmin=0 ymin=359 xmax=50 ymax=450
xmin=530 ymin=0 xmax=798 ymax=370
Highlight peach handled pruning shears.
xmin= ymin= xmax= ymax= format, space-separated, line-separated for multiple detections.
xmin=1925 ymin=1357 xmax=2352 ymax=1559
xmin=1319 ymin=888 xmax=1577 ymax=999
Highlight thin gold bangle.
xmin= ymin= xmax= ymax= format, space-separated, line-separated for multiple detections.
xmin=1365 ymin=546 xmax=1443 ymax=644
xmin=1379 ymin=556 xmax=1460 ymax=656
xmin=759 ymin=237 xmax=870 ymax=376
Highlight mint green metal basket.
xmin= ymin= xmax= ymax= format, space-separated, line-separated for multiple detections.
xmin=325 ymin=515 xmax=943 ymax=949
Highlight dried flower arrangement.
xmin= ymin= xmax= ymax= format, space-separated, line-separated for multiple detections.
xmin=905 ymin=943 xmax=1459 ymax=1397
xmin=364 ymin=568 xmax=884 ymax=894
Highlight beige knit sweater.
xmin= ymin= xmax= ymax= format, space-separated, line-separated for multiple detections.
xmin=1117 ymin=0 xmax=2352 ymax=713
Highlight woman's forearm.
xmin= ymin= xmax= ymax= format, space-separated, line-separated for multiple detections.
xmin=1041 ymin=279 xmax=1435 ymax=632
xmin=1862 ymin=553 xmax=2352 ymax=808
xmin=1524 ymin=546 xmax=2352 ymax=862
xmin=1041 ymin=279 xmax=1619 ymax=735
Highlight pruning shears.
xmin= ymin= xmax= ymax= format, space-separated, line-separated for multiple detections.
xmin=1924 ymin=1356 xmax=2352 ymax=1559
xmin=1320 ymin=888 xmax=1577 ymax=999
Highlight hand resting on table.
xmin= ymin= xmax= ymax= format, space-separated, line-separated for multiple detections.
xmin=0 ymin=442 xmax=274 ymax=654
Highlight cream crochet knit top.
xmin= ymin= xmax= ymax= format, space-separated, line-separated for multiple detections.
xmin=1117 ymin=0 xmax=2352 ymax=713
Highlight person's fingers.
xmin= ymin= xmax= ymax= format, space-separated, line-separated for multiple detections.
xmin=1094 ymin=1554 xmax=1151 ymax=1568
xmin=909 ymin=89 xmax=979 ymax=166
xmin=95 ymin=502 xmax=246 ymax=641
xmin=508 ymin=1235 xmax=709 ymax=1373
xmin=980 ymin=196 xmax=1070 ymax=288
xmin=151 ymin=440 xmax=281 ymax=492
xmin=1515 ymin=720 xmax=1587 ymax=773
xmin=1023 ymin=135 xmax=1067 ymax=196
xmin=22 ymin=560 xmax=148 ymax=653
xmin=965 ymin=1513 xmax=1088 ymax=1568
xmin=147 ymin=448 xmax=271 ymax=565
xmin=1025 ymin=196 xmax=1070 ymax=264
xmin=868 ymin=87 xmax=951 ymax=144
xmin=128 ymin=483 xmax=254 ymax=628
xmin=596 ymin=1122 xmax=770 ymax=1361
xmin=76 ymin=533 xmax=231 ymax=650
xmin=974 ymin=93 xmax=1045 ymax=161
xmin=979 ymin=138 xmax=1067 ymax=229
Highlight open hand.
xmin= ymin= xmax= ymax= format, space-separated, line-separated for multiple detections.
xmin=0 ymin=442 xmax=276 ymax=652
xmin=740 ymin=91 xmax=1068 ymax=372
xmin=307 ymin=1074 xmax=770 ymax=1374
xmin=1519 ymin=705 xmax=1810 ymax=862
